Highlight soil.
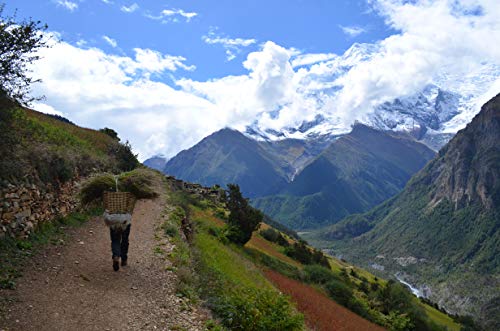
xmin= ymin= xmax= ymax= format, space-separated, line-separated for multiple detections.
xmin=0 ymin=189 xmax=208 ymax=331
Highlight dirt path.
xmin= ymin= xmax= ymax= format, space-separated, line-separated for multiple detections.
xmin=0 ymin=191 xmax=207 ymax=330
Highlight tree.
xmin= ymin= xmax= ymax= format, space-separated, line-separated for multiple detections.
xmin=100 ymin=127 xmax=120 ymax=141
xmin=225 ymin=184 xmax=263 ymax=245
xmin=0 ymin=4 xmax=49 ymax=104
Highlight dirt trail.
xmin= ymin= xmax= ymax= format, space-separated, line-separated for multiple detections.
xmin=0 ymin=191 xmax=207 ymax=330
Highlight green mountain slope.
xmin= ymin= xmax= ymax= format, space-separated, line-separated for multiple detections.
xmin=311 ymin=94 xmax=500 ymax=329
xmin=165 ymin=184 xmax=463 ymax=331
xmin=163 ymin=128 xmax=291 ymax=198
xmin=253 ymin=125 xmax=436 ymax=229
xmin=0 ymin=97 xmax=138 ymax=185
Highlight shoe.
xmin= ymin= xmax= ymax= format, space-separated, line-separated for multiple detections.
xmin=113 ymin=256 xmax=120 ymax=271
xmin=121 ymin=259 xmax=127 ymax=267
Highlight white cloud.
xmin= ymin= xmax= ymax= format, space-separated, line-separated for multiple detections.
xmin=102 ymin=35 xmax=117 ymax=48
xmin=31 ymin=0 xmax=500 ymax=160
xmin=339 ymin=25 xmax=366 ymax=37
xmin=31 ymin=103 xmax=64 ymax=116
xmin=203 ymin=29 xmax=256 ymax=61
xmin=30 ymin=40 xmax=208 ymax=160
xmin=291 ymin=53 xmax=337 ymax=68
xmin=121 ymin=3 xmax=139 ymax=13
xmin=54 ymin=0 xmax=78 ymax=12
xmin=160 ymin=8 xmax=198 ymax=22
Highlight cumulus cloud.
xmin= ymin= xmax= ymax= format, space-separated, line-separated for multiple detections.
xmin=202 ymin=29 xmax=256 ymax=61
xmin=31 ymin=41 xmax=213 ymax=160
xmin=102 ymin=35 xmax=117 ymax=48
xmin=291 ymin=53 xmax=337 ymax=68
xmin=54 ymin=0 xmax=78 ymax=12
xmin=121 ymin=3 xmax=139 ymax=13
xmin=339 ymin=25 xmax=366 ymax=37
xmin=31 ymin=0 xmax=500 ymax=160
xmin=330 ymin=0 xmax=500 ymax=125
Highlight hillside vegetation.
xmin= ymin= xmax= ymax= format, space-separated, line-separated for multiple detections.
xmin=309 ymin=94 xmax=500 ymax=329
xmin=161 ymin=125 xmax=435 ymax=230
xmin=253 ymin=125 xmax=435 ymax=229
xmin=164 ymin=184 xmax=461 ymax=331
xmin=0 ymin=97 xmax=139 ymax=185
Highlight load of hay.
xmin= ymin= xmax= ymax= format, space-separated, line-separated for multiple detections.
xmin=80 ymin=168 xmax=158 ymax=206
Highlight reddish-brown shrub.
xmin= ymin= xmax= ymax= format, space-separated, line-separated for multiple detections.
xmin=264 ymin=270 xmax=385 ymax=331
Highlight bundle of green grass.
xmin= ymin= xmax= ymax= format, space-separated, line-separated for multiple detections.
xmin=80 ymin=168 xmax=158 ymax=205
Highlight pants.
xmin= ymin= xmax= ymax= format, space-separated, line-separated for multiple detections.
xmin=110 ymin=224 xmax=131 ymax=260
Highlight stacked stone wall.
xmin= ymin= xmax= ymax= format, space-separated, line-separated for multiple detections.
xmin=0 ymin=179 xmax=79 ymax=239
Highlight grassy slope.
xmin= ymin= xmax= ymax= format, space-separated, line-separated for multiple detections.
xmin=0 ymin=100 xmax=138 ymax=184
xmin=308 ymin=96 xmax=500 ymax=327
xmin=167 ymin=190 xmax=460 ymax=331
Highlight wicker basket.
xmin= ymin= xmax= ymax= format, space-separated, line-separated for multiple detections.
xmin=103 ymin=192 xmax=135 ymax=214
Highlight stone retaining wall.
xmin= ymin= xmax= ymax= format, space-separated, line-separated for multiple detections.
xmin=0 ymin=180 xmax=80 ymax=239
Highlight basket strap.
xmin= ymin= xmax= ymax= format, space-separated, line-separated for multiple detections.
xmin=114 ymin=175 xmax=119 ymax=192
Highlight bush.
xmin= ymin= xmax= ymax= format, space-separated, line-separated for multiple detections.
xmin=325 ymin=279 xmax=353 ymax=306
xmin=303 ymin=265 xmax=338 ymax=285
xmin=225 ymin=184 xmax=262 ymax=245
xmin=285 ymin=241 xmax=330 ymax=267
xmin=213 ymin=287 xmax=303 ymax=331
xmin=260 ymin=228 xmax=289 ymax=247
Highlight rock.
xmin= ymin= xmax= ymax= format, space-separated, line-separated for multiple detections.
xmin=25 ymin=221 xmax=34 ymax=232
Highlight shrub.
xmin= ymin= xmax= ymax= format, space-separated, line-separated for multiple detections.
xmin=213 ymin=287 xmax=303 ymax=331
xmin=225 ymin=184 xmax=262 ymax=245
xmin=285 ymin=241 xmax=330 ymax=267
xmin=325 ymin=279 xmax=353 ymax=306
xmin=260 ymin=228 xmax=289 ymax=247
xmin=303 ymin=265 xmax=338 ymax=285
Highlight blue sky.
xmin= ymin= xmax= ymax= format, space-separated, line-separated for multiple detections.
xmin=10 ymin=0 xmax=394 ymax=80
xmin=5 ymin=1 xmax=500 ymax=160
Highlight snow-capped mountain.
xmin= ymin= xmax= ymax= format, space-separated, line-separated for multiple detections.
xmin=244 ymin=42 xmax=500 ymax=151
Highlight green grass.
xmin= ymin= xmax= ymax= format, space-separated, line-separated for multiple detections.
xmin=0 ymin=208 xmax=102 ymax=289
xmin=424 ymin=305 xmax=461 ymax=331
xmin=176 ymin=201 xmax=304 ymax=330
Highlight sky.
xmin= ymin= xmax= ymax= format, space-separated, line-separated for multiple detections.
xmin=5 ymin=0 xmax=500 ymax=160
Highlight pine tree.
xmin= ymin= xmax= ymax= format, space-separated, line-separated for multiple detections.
xmin=225 ymin=183 xmax=262 ymax=245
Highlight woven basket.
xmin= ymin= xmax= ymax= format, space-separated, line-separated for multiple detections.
xmin=103 ymin=192 xmax=135 ymax=214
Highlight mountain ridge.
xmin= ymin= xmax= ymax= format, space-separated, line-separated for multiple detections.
xmin=309 ymin=93 xmax=500 ymax=329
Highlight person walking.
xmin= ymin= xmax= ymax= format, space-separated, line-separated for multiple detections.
xmin=103 ymin=191 xmax=135 ymax=271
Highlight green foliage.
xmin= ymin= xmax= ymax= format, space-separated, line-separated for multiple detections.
xmin=0 ymin=4 xmax=49 ymax=103
xmin=79 ymin=169 xmax=158 ymax=205
xmin=260 ymin=228 xmax=289 ymax=247
xmin=99 ymin=127 xmax=119 ymax=140
xmin=118 ymin=168 xmax=158 ymax=199
xmin=108 ymin=140 xmax=139 ymax=172
xmin=213 ymin=287 xmax=303 ymax=331
xmin=244 ymin=247 xmax=302 ymax=280
xmin=79 ymin=174 xmax=117 ymax=205
xmin=225 ymin=184 xmax=263 ymax=245
xmin=285 ymin=241 xmax=329 ymax=267
xmin=325 ymin=279 xmax=353 ymax=306
xmin=386 ymin=311 xmax=414 ymax=331
xmin=303 ymin=265 xmax=338 ymax=285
